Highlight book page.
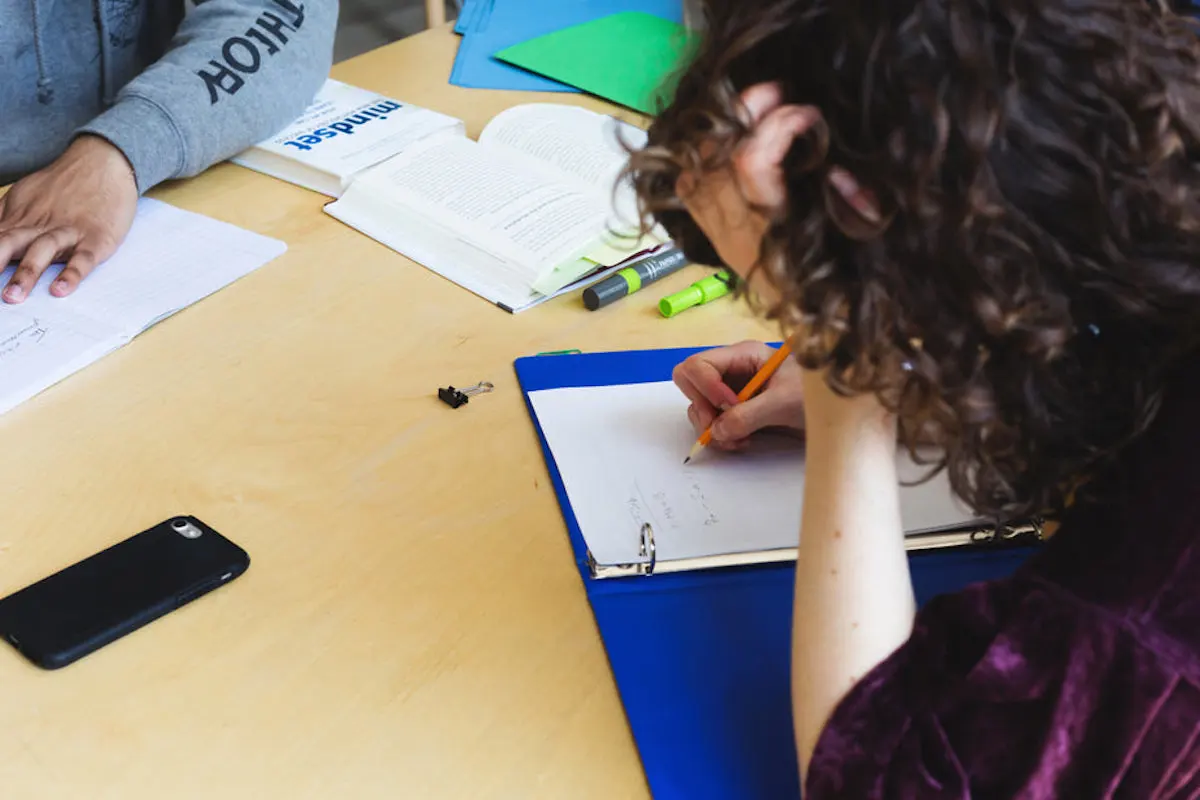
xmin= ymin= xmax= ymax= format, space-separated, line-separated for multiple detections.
xmin=0 ymin=303 xmax=122 ymax=416
xmin=351 ymin=133 xmax=609 ymax=275
xmin=12 ymin=200 xmax=287 ymax=337
xmin=528 ymin=381 xmax=973 ymax=568
xmin=480 ymin=104 xmax=647 ymax=228
xmin=325 ymin=184 xmax=551 ymax=312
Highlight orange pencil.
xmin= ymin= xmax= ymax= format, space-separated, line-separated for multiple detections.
xmin=684 ymin=340 xmax=794 ymax=463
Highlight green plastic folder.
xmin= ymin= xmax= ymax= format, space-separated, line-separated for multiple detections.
xmin=494 ymin=12 xmax=699 ymax=115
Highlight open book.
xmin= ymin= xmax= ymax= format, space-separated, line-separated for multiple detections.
xmin=324 ymin=103 xmax=664 ymax=312
xmin=0 ymin=200 xmax=286 ymax=416
xmin=528 ymin=380 xmax=1040 ymax=578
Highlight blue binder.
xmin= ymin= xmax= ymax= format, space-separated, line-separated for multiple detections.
xmin=514 ymin=347 xmax=1036 ymax=799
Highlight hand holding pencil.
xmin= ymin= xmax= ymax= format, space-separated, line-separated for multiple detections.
xmin=674 ymin=340 xmax=803 ymax=463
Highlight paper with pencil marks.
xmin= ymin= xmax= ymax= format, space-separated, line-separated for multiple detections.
xmin=529 ymin=380 xmax=974 ymax=569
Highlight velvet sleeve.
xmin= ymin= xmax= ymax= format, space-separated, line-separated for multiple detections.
xmin=804 ymin=577 xmax=1200 ymax=799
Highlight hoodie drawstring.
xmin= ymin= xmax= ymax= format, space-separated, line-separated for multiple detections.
xmin=29 ymin=0 xmax=53 ymax=104
xmin=93 ymin=0 xmax=115 ymax=104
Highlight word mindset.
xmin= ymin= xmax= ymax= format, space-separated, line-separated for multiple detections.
xmin=281 ymin=101 xmax=405 ymax=151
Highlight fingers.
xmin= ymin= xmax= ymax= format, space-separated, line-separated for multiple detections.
xmin=51 ymin=259 xmax=89 ymax=298
xmin=676 ymin=341 xmax=807 ymax=447
xmin=51 ymin=235 xmax=110 ymax=297
xmin=0 ymin=227 xmax=41 ymax=269
xmin=700 ymin=341 xmax=780 ymax=386
xmin=740 ymin=84 xmax=881 ymax=225
xmin=675 ymin=360 xmax=723 ymax=437
xmin=4 ymin=228 xmax=78 ymax=304
xmin=739 ymin=83 xmax=784 ymax=126
xmin=3 ymin=228 xmax=72 ymax=303
xmin=711 ymin=388 xmax=804 ymax=445
xmin=828 ymin=167 xmax=881 ymax=224
xmin=675 ymin=341 xmax=782 ymax=440
xmin=675 ymin=350 xmax=743 ymax=411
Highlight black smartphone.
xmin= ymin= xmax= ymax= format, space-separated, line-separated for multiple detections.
xmin=0 ymin=516 xmax=249 ymax=670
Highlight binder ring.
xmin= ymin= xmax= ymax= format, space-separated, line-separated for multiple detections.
xmin=639 ymin=523 xmax=657 ymax=576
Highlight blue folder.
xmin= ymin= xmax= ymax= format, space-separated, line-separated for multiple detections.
xmin=451 ymin=0 xmax=684 ymax=92
xmin=515 ymin=347 xmax=1037 ymax=799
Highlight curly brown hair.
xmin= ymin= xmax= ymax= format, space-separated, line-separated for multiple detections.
xmin=632 ymin=0 xmax=1200 ymax=522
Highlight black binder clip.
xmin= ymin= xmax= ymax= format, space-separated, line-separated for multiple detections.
xmin=438 ymin=381 xmax=494 ymax=409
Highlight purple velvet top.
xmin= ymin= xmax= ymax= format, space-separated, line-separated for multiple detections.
xmin=806 ymin=358 xmax=1200 ymax=798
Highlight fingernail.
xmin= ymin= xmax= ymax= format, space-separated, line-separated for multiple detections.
xmin=828 ymin=169 xmax=859 ymax=198
xmin=829 ymin=171 xmax=882 ymax=223
xmin=51 ymin=279 xmax=69 ymax=296
xmin=791 ymin=106 xmax=820 ymax=127
xmin=855 ymin=198 xmax=882 ymax=224
xmin=4 ymin=285 xmax=25 ymax=303
xmin=712 ymin=419 xmax=726 ymax=439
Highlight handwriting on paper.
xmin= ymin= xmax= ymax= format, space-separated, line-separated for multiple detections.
xmin=0 ymin=318 xmax=50 ymax=361
xmin=689 ymin=483 xmax=720 ymax=527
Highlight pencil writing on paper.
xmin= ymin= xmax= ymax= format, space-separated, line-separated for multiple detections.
xmin=0 ymin=318 xmax=51 ymax=361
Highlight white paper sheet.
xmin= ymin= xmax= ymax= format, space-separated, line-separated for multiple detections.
xmin=6 ymin=199 xmax=288 ymax=336
xmin=0 ymin=199 xmax=286 ymax=415
xmin=528 ymin=381 xmax=974 ymax=568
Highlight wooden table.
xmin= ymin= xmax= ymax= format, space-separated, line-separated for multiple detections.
xmin=0 ymin=25 xmax=770 ymax=799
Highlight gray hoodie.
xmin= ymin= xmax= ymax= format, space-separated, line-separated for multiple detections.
xmin=0 ymin=0 xmax=337 ymax=192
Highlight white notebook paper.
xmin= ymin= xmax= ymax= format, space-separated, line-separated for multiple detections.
xmin=0 ymin=199 xmax=286 ymax=416
xmin=528 ymin=381 xmax=981 ymax=578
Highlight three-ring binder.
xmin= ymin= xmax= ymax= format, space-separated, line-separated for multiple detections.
xmin=586 ymin=518 xmax=1045 ymax=579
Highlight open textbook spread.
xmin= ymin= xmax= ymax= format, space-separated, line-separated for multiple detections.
xmin=324 ymin=103 xmax=665 ymax=312
xmin=528 ymin=381 xmax=986 ymax=578
xmin=0 ymin=199 xmax=286 ymax=417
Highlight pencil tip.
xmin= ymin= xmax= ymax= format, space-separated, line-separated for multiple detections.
xmin=683 ymin=456 xmax=691 ymax=465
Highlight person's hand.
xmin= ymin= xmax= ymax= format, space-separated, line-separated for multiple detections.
xmin=674 ymin=340 xmax=806 ymax=450
xmin=0 ymin=135 xmax=138 ymax=304
xmin=675 ymin=82 xmax=878 ymax=289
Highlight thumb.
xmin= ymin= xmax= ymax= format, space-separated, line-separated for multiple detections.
xmin=712 ymin=389 xmax=803 ymax=443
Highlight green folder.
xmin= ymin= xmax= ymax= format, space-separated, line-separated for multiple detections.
xmin=494 ymin=12 xmax=700 ymax=115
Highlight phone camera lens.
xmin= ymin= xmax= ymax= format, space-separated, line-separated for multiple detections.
xmin=172 ymin=519 xmax=203 ymax=539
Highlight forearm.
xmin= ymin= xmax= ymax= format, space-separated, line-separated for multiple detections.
xmin=791 ymin=383 xmax=916 ymax=778
xmin=80 ymin=0 xmax=336 ymax=192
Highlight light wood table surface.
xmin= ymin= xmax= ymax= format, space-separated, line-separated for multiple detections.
xmin=0 ymin=24 xmax=771 ymax=799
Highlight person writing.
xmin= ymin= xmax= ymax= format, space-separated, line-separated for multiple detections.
xmin=633 ymin=0 xmax=1200 ymax=794
xmin=0 ymin=0 xmax=337 ymax=305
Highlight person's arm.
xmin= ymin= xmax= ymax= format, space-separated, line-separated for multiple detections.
xmin=791 ymin=367 xmax=916 ymax=779
xmin=0 ymin=0 xmax=336 ymax=305
xmin=83 ymin=0 xmax=337 ymax=193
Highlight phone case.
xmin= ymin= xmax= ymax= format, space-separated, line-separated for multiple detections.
xmin=0 ymin=516 xmax=249 ymax=669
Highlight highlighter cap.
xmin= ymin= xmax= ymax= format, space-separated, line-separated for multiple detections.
xmin=659 ymin=272 xmax=734 ymax=317
xmin=659 ymin=286 xmax=702 ymax=318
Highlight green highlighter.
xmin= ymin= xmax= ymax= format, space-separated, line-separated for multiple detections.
xmin=659 ymin=270 xmax=737 ymax=317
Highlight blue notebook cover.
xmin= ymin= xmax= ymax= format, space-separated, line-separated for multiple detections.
xmin=451 ymin=0 xmax=684 ymax=92
xmin=515 ymin=347 xmax=1036 ymax=799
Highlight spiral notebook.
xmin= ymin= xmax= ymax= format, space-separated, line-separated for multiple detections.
xmin=525 ymin=372 xmax=1039 ymax=579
